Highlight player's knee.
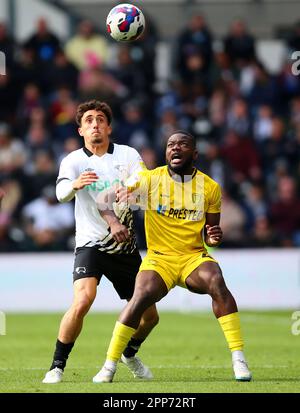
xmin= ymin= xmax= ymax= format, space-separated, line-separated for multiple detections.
xmin=132 ymin=287 xmax=156 ymax=309
xmin=72 ymin=297 xmax=93 ymax=318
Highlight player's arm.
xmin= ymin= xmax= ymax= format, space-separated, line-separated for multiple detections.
xmin=101 ymin=148 xmax=146 ymax=241
xmin=204 ymin=182 xmax=223 ymax=247
xmin=56 ymin=171 xmax=99 ymax=202
xmin=204 ymin=213 xmax=223 ymax=247
xmin=116 ymin=147 xmax=148 ymax=205
xmin=99 ymin=208 xmax=129 ymax=243
xmin=56 ymin=154 xmax=99 ymax=203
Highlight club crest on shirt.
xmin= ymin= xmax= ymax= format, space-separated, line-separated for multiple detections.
xmin=192 ymin=193 xmax=201 ymax=203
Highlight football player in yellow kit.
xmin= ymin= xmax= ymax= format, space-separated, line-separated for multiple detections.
xmin=93 ymin=130 xmax=252 ymax=383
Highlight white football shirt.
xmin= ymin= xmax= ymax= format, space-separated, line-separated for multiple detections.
xmin=56 ymin=142 xmax=144 ymax=253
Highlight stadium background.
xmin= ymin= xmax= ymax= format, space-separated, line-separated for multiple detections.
xmin=0 ymin=0 xmax=299 ymax=311
xmin=0 ymin=0 xmax=300 ymax=394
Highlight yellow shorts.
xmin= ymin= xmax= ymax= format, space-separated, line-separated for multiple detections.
xmin=139 ymin=250 xmax=218 ymax=291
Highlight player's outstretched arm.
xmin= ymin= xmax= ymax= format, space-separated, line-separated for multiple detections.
xmin=56 ymin=171 xmax=99 ymax=203
xmin=204 ymin=213 xmax=223 ymax=247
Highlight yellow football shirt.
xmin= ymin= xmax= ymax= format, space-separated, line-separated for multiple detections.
xmin=127 ymin=165 xmax=221 ymax=255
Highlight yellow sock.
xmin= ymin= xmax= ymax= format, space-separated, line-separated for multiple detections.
xmin=106 ymin=321 xmax=136 ymax=362
xmin=218 ymin=312 xmax=244 ymax=351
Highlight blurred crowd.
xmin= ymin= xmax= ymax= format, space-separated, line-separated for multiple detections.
xmin=0 ymin=14 xmax=300 ymax=251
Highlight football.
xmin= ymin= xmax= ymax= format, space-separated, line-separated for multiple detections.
xmin=106 ymin=3 xmax=145 ymax=42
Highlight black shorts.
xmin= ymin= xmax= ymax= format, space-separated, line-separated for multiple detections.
xmin=73 ymin=247 xmax=142 ymax=299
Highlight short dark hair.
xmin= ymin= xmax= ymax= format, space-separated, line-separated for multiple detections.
xmin=76 ymin=100 xmax=113 ymax=126
xmin=170 ymin=130 xmax=196 ymax=148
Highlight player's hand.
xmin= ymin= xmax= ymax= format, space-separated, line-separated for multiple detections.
xmin=115 ymin=186 xmax=138 ymax=206
xmin=109 ymin=220 xmax=130 ymax=243
xmin=205 ymin=225 xmax=223 ymax=246
xmin=115 ymin=186 xmax=130 ymax=203
xmin=72 ymin=172 xmax=99 ymax=190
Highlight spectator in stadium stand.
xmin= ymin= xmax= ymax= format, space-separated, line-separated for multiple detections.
xmin=78 ymin=61 xmax=126 ymax=113
xmin=16 ymin=83 xmax=43 ymax=132
xmin=22 ymin=150 xmax=58 ymax=203
xmin=241 ymin=183 xmax=268 ymax=231
xmin=110 ymin=45 xmax=148 ymax=99
xmin=65 ymin=19 xmax=109 ymax=71
xmin=175 ymin=14 xmax=213 ymax=80
xmin=287 ymin=19 xmax=300 ymax=52
xmin=248 ymin=215 xmax=279 ymax=248
xmin=23 ymin=17 xmax=61 ymax=67
xmin=269 ymin=175 xmax=300 ymax=246
xmin=114 ymin=100 xmax=151 ymax=151
xmin=56 ymin=136 xmax=81 ymax=165
xmin=13 ymin=45 xmax=43 ymax=96
xmin=50 ymin=96 xmax=78 ymax=143
xmin=221 ymin=130 xmax=261 ymax=185
xmin=0 ymin=176 xmax=22 ymax=251
xmin=253 ymin=104 xmax=273 ymax=143
xmin=197 ymin=142 xmax=233 ymax=191
xmin=0 ymin=68 xmax=19 ymax=124
xmin=219 ymin=188 xmax=247 ymax=247
xmin=94 ymin=131 xmax=252 ymax=383
xmin=260 ymin=116 xmax=292 ymax=180
xmin=42 ymin=99 xmax=158 ymax=384
xmin=43 ymin=49 xmax=79 ymax=93
xmin=154 ymin=108 xmax=181 ymax=157
xmin=245 ymin=61 xmax=280 ymax=112
xmin=226 ymin=98 xmax=252 ymax=138
xmin=208 ymin=88 xmax=228 ymax=141
xmin=0 ymin=122 xmax=27 ymax=177
xmin=127 ymin=13 xmax=159 ymax=96
xmin=224 ymin=19 xmax=256 ymax=66
xmin=0 ymin=21 xmax=16 ymax=69
xmin=278 ymin=59 xmax=300 ymax=106
xmin=22 ymin=185 xmax=74 ymax=251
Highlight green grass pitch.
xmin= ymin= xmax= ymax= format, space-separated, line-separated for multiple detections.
xmin=0 ymin=311 xmax=299 ymax=393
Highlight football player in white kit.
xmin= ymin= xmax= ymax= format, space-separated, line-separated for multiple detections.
xmin=42 ymin=100 xmax=158 ymax=384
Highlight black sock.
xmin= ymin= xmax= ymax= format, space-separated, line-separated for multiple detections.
xmin=50 ymin=339 xmax=74 ymax=371
xmin=123 ymin=338 xmax=144 ymax=358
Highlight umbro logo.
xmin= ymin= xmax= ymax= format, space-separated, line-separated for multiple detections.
xmin=114 ymin=164 xmax=126 ymax=173
xmin=75 ymin=267 xmax=87 ymax=274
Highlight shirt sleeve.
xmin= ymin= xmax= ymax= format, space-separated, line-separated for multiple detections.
xmin=125 ymin=147 xmax=148 ymax=190
xmin=207 ymin=182 xmax=222 ymax=213
xmin=56 ymin=156 xmax=77 ymax=183
xmin=126 ymin=147 xmax=146 ymax=178
xmin=56 ymin=156 xmax=78 ymax=203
